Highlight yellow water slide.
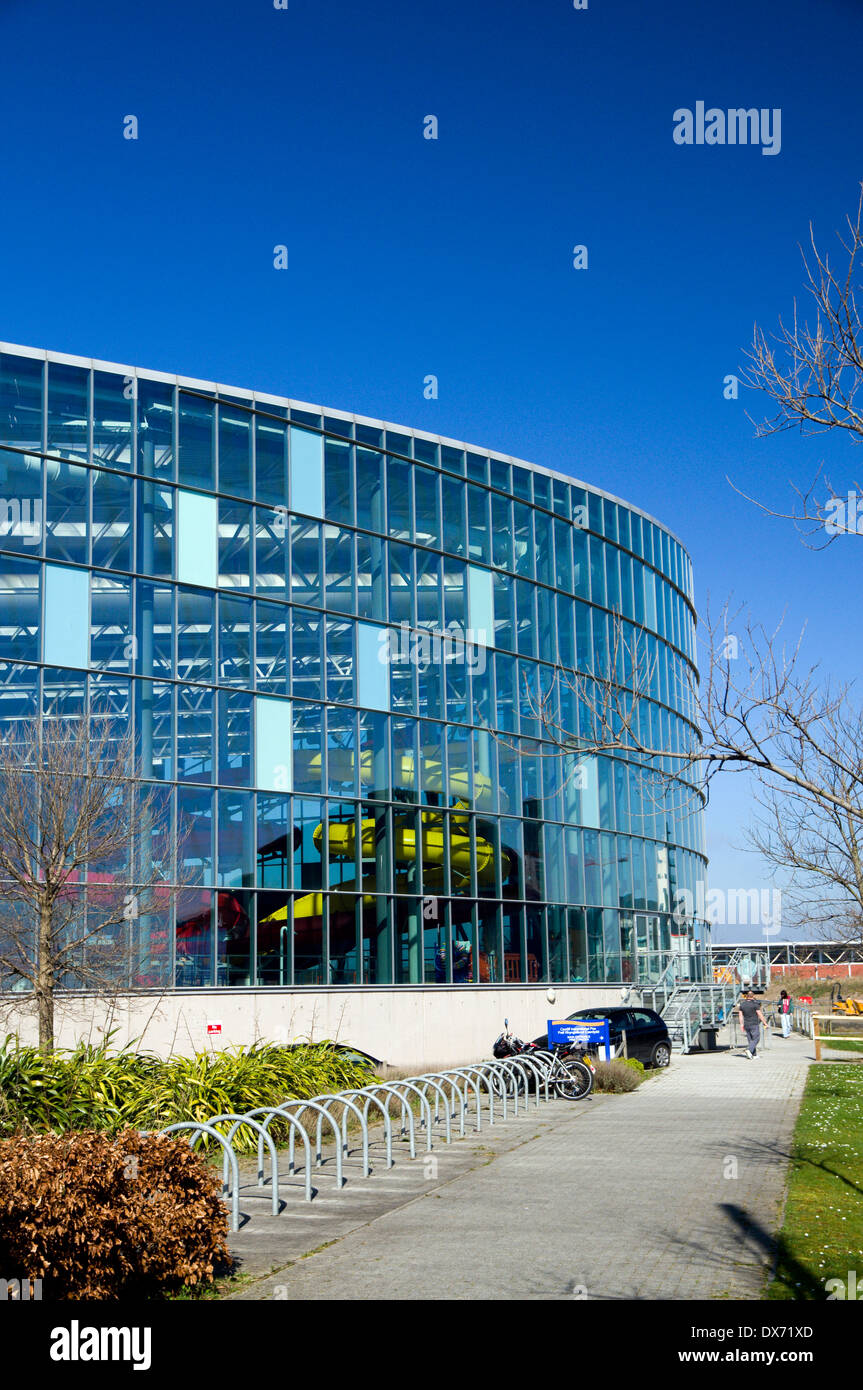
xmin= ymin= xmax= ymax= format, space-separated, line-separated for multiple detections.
xmin=261 ymin=751 xmax=499 ymax=924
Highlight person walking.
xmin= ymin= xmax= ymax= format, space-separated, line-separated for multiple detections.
xmin=778 ymin=988 xmax=794 ymax=1038
xmin=738 ymin=989 xmax=766 ymax=1058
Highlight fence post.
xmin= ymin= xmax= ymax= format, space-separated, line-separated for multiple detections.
xmin=621 ymin=1029 xmax=628 ymax=1059
xmin=814 ymin=1015 xmax=822 ymax=1061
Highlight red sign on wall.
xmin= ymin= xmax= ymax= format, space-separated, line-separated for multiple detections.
xmin=206 ymin=1021 xmax=222 ymax=1036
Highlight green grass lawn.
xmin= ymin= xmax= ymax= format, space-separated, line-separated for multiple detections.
xmin=823 ymin=1038 xmax=863 ymax=1053
xmin=768 ymin=1063 xmax=863 ymax=1299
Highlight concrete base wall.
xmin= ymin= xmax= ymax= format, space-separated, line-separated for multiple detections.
xmin=1 ymin=985 xmax=625 ymax=1071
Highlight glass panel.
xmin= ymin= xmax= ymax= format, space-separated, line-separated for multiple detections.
xmin=135 ymin=581 xmax=173 ymax=681
xmin=0 ymin=352 xmax=43 ymax=449
xmin=176 ymin=684 xmax=213 ymax=782
xmin=176 ymin=587 xmax=214 ymax=683
xmin=45 ymin=461 xmax=88 ymax=565
xmin=325 ymin=439 xmax=353 ymax=527
xmin=136 ymin=482 xmax=173 ymax=579
xmin=293 ymin=704 xmax=323 ymax=795
xmin=325 ymin=618 xmax=354 ymax=703
xmin=388 ymin=542 xmax=414 ymax=629
xmin=218 ymin=689 xmax=253 ymax=787
xmin=218 ymin=594 xmax=252 ymax=686
xmin=177 ymin=490 xmax=217 ymax=588
xmin=256 ymin=891 xmax=291 ymax=984
xmin=290 ymin=517 xmax=322 ymax=607
xmin=357 ymin=623 xmax=390 ymax=711
xmin=217 ymin=790 xmax=255 ymax=886
xmin=178 ymin=393 xmax=215 ymax=489
xmin=254 ymin=599 xmax=289 ymax=692
xmin=134 ymin=678 xmax=173 ymax=780
xmin=443 ymin=560 xmax=466 ymax=629
xmin=0 ymin=555 xmax=39 ymax=662
xmin=467 ymin=483 xmax=490 ymax=563
xmin=512 ymin=502 xmax=534 ymax=579
xmin=290 ymin=610 xmax=322 ymax=702
xmin=218 ymin=500 xmax=252 ymax=589
xmin=176 ymin=789 xmax=214 ymax=887
xmin=255 ymin=696 xmax=293 ymax=791
xmin=289 ymin=427 xmax=324 ymax=517
xmin=255 ymin=506 xmax=288 ymax=598
xmin=467 ymin=565 xmax=494 ymax=646
xmin=47 ymin=362 xmax=89 ymax=461
xmin=0 ymin=448 xmax=43 ymax=554
xmin=413 ymin=438 xmax=438 ymax=467
xmin=466 ymin=452 xmax=488 ymax=484
xmin=413 ymin=467 xmax=440 ymax=548
xmin=255 ymin=415 xmax=287 ymax=506
xmin=356 ymin=531 xmax=386 ymax=620
xmin=91 ymin=470 xmax=132 ymax=571
xmin=324 ymin=528 xmax=354 ymax=614
xmin=93 ymin=370 xmax=132 ymax=469
xmin=90 ymin=574 xmax=131 ymax=671
xmin=387 ymin=458 xmax=412 ymax=540
xmin=326 ymin=707 xmax=358 ymax=797
xmin=256 ymin=793 xmax=292 ymax=889
xmin=217 ymin=887 xmax=252 ymax=986
xmin=44 ymin=564 xmax=88 ymax=668
xmin=175 ymin=887 xmax=214 ymax=985
xmin=355 ymin=448 xmax=384 ymax=532
xmin=136 ymin=380 xmax=174 ymax=479
xmin=218 ymin=403 xmax=251 ymax=497
xmin=491 ymin=494 xmax=512 ymax=569
xmin=568 ymin=907 xmax=587 ymax=981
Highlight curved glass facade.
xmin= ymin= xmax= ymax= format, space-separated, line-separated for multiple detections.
xmin=0 ymin=344 xmax=707 ymax=990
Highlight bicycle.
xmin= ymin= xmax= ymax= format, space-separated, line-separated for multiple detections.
xmin=492 ymin=1022 xmax=595 ymax=1100
xmin=543 ymin=1041 xmax=595 ymax=1100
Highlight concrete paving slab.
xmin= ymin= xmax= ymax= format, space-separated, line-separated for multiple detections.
xmin=225 ymin=1030 xmax=815 ymax=1301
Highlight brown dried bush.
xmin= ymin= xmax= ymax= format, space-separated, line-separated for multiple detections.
xmin=0 ymin=1128 xmax=232 ymax=1299
xmin=592 ymin=1059 xmax=641 ymax=1093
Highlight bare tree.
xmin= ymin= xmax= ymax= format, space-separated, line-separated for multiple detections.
xmin=515 ymin=184 xmax=863 ymax=948
xmin=733 ymin=181 xmax=863 ymax=543
xmin=0 ymin=714 xmax=179 ymax=1053
xmin=743 ymin=181 xmax=863 ymax=444
xmin=524 ymin=603 xmax=863 ymax=825
xmin=749 ymin=766 xmax=863 ymax=947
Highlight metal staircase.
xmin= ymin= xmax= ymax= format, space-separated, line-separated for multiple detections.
xmin=638 ymin=948 xmax=771 ymax=1053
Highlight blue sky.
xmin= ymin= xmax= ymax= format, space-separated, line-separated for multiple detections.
xmin=2 ymin=0 xmax=862 ymax=941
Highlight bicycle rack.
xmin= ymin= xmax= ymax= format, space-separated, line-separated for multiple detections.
xmin=154 ymin=1047 xmax=570 ymax=1235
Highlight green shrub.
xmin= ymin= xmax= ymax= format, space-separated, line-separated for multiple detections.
xmin=0 ymin=1128 xmax=231 ymax=1300
xmin=623 ymin=1057 xmax=645 ymax=1074
xmin=592 ymin=1059 xmax=641 ymax=1093
xmin=0 ymin=1037 xmax=378 ymax=1151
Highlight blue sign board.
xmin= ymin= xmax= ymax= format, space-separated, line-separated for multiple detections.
xmin=548 ymin=1018 xmax=611 ymax=1060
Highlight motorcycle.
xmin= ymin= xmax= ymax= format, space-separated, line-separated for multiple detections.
xmin=492 ymin=1018 xmax=596 ymax=1073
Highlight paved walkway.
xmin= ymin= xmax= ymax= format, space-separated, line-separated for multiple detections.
xmin=227 ymin=1029 xmax=814 ymax=1300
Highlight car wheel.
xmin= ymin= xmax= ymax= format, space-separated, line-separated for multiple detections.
xmin=651 ymin=1040 xmax=672 ymax=1069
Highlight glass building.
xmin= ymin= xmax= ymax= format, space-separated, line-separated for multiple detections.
xmin=0 ymin=343 xmax=707 ymax=994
